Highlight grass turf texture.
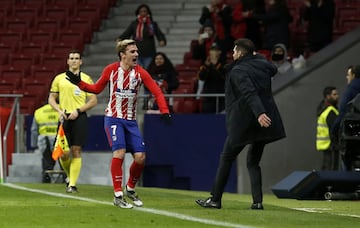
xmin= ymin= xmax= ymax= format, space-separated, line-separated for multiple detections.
xmin=0 ymin=183 xmax=359 ymax=228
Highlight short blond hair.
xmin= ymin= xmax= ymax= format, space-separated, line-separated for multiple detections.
xmin=116 ymin=39 xmax=136 ymax=56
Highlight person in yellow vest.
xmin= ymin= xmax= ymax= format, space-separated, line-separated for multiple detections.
xmin=31 ymin=103 xmax=60 ymax=183
xmin=48 ymin=49 xmax=97 ymax=193
xmin=316 ymin=86 xmax=339 ymax=170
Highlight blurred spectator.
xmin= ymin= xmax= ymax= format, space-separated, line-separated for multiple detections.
xmin=270 ymin=43 xmax=292 ymax=75
xmin=332 ymin=66 xmax=360 ymax=143
xmin=242 ymin=0 xmax=266 ymax=49
xmin=118 ymin=4 xmax=166 ymax=69
xmin=192 ymin=20 xmax=226 ymax=63
xmin=316 ymin=86 xmax=339 ymax=170
xmin=199 ymin=0 xmax=233 ymax=58
xmin=196 ymin=45 xmax=226 ymax=113
xmin=31 ymin=103 xmax=59 ymax=183
xmin=302 ymin=0 xmax=335 ymax=53
xmin=147 ymin=52 xmax=179 ymax=112
xmin=253 ymin=0 xmax=293 ymax=50
xmin=230 ymin=0 xmax=252 ymax=40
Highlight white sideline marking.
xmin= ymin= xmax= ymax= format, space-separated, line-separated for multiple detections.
xmin=3 ymin=183 xmax=252 ymax=228
xmin=293 ymin=208 xmax=360 ymax=218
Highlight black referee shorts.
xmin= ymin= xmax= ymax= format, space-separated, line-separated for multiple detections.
xmin=63 ymin=112 xmax=88 ymax=147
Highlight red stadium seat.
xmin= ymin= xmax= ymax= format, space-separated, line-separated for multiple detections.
xmin=13 ymin=91 xmax=41 ymax=114
xmin=0 ymin=66 xmax=25 ymax=80
xmin=50 ymin=1 xmax=78 ymax=16
xmin=12 ymin=7 xmax=39 ymax=23
xmin=178 ymin=70 xmax=197 ymax=79
xmin=76 ymin=7 xmax=101 ymax=30
xmin=183 ymin=99 xmax=198 ymax=113
xmin=4 ymin=17 xmax=31 ymax=32
xmin=8 ymin=53 xmax=39 ymax=66
xmin=57 ymin=29 xmax=85 ymax=45
xmin=83 ymin=0 xmax=112 ymax=18
xmin=0 ymin=78 xmax=21 ymax=90
xmin=172 ymin=99 xmax=184 ymax=113
xmin=21 ymin=78 xmax=51 ymax=98
xmin=0 ymin=53 xmax=8 ymax=65
xmin=27 ymin=29 xmax=57 ymax=43
xmin=341 ymin=17 xmax=360 ymax=31
xmin=0 ymin=31 xmax=24 ymax=43
xmin=184 ymin=59 xmax=201 ymax=68
xmin=257 ymin=49 xmax=271 ymax=60
xmin=183 ymin=52 xmax=193 ymax=63
xmin=31 ymin=65 xmax=59 ymax=83
xmin=175 ymin=64 xmax=199 ymax=73
xmin=39 ymin=53 xmax=67 ymax=71
xmin=48 ymin=41 xmax=83 ymax=56
xmin=35 ymin=17 xmax=62 ymax=33
xmin=42 ymin=7 xmax=70 ymax=26
xmin=18 ymin=0 xmax=46 ymax=13
xmin=18 ymin=42 xmax=47 ymax=55
xmin=0 ymin=41 xmax=18 ymax=54
xmin=66 ymin=17 xmax=94 ymax=43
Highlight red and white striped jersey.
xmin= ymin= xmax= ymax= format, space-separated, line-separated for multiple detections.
xmin=78 ymin=62 xmax=169 ymax=120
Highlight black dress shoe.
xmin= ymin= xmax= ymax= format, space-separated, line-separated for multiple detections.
xmin=251 ymin=203 xmax=264 ymax=210
xmin=195 ymin=197 xmax=221 ymax=209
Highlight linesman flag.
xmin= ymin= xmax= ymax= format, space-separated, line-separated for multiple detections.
xmin=52 ymin=123 xmax=70 ymax=161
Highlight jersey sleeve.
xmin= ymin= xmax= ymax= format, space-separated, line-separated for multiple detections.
xmin=49 ymin=74 xmax=61 ymax=93
xmin=140 ymin=68 xmax=169 ymax=114
xmin=78 ymin=65 xmax=111 ymax=94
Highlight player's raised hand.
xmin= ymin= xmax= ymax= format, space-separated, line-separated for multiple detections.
xmin=160 ymin=113 xmax=172 ymax=125
xmin=66 ymin=71 xmax=81 ymax=85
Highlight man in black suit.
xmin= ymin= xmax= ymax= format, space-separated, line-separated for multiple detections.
xmin=196 ymin=38 xmax=286 ymax=210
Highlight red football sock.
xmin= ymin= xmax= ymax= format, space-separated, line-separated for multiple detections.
xmin=111 ymin=157 xmax=123 ymax=192
xmin=127 ymin=161 xmax=144 ymax=189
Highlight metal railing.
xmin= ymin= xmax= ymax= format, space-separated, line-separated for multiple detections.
xmin=138 ymin=93 xmax=225 ymax=114
xmin=0 ymin=94 xmax=22 ymax=183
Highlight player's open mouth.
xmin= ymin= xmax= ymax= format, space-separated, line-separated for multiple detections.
xmin=132 ymin=58 xmax=137 ymax=64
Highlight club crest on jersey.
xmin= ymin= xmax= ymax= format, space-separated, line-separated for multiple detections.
xmin=131 ymin=78 xmax=138 ymax=86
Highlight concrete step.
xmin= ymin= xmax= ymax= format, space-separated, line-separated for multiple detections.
xmin=11 ymin=153 xmax=41 ymax=165
xmin=112 ymin=2 xmax=184 ymax=13
xmin=102 ymin=20 xmax=172 ymax=31
xmin=176 ymin=14 xmax=199 ymax=23
xmin=111 ymin=6 xmax=182 ymax=16
xmin=7 ymin=176 xmax=42 ymax=183
xmin=7 ymin=152 xmax=134 ymax=186
xmin=9 ymin=165 xmax=42 ymax=177
xmin=183 ymin=2 xmax=207 ymax=10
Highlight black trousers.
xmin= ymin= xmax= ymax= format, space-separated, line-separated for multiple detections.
xmin=211 ymin=138 xmax=265 ymax=203
xmin=321 ymin=148 xmax=339 ymax=171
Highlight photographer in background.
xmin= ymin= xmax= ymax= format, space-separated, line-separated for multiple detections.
xmin=192 ymin=20 xmax=227 ymax=63
xmin=332 ymin=66 xmax=360 ymax=171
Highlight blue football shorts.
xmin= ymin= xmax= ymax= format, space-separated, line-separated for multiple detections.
xmin=104 ymin=116 xmax=145 ymax=153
